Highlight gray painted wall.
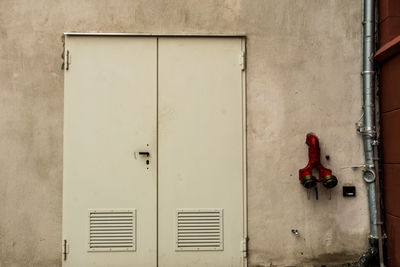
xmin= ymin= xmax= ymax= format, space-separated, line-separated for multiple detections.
xmin=0 ymin=0 xmax=367 ymax=266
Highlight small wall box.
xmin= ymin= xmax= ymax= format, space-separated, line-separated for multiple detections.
xmin=343 ymin=186 xmax=356 ymax=197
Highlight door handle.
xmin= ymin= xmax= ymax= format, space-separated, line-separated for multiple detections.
xmin=138 ymin=152 xmax=150 ymax=157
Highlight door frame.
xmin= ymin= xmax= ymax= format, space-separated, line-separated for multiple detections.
xmin=62 ymin=33 xmax=248 ymax=266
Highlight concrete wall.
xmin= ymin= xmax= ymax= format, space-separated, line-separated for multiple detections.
xmin=0 ymin=0 xmax=368 ymax=266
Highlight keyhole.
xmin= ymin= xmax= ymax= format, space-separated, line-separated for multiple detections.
xmin=146 ymin=160 xmax=149 ymax=165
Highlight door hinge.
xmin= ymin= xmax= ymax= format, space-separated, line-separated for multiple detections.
xmin=61 ymin=35 xmax=65 ymax=70
xmin=240 ymin=236 xmax=248 ymax=258
xmin=62 ymin=50 xmax=71 ymax=71
xmin=61 ymin=35 xmax=70 ymax=71
xmin=63 ymin=239 xmax=69 ymax=261
xmin=240 ymin=52 xmax=246 ymax=71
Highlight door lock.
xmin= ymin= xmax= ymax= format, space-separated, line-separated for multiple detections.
xmin=136 ymin=152 xmax=150 ymax=167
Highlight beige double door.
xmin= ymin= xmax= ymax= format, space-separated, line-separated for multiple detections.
xmin=63 ymin=35 xmax=246 ymax=267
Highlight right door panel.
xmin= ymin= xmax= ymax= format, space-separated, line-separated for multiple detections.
xmin=158 ymin=37 xmax=246 ymax=267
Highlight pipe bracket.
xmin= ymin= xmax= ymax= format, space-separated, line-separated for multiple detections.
xmin=361 ymin=70 xmax=375 ymax=75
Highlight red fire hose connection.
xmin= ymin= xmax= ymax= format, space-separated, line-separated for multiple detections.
xmin=298 ymin=133 xmax=338 ymax=189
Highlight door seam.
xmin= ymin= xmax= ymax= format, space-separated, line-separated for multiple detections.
xmin=156 ymin=37 xmax=159 ymax=267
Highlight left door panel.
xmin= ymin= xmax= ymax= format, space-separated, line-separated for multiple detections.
xmin=63 ymin=36 xmax=157 ymax=267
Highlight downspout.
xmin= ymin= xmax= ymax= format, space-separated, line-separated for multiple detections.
xmin=358 ymin=0 xmax=384 ymax=266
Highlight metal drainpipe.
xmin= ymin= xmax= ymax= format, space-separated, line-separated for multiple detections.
xmin=358 ymin=0 xmax=384 ymax=266
xmin=361 ymin=0 xmax=378 ymax=240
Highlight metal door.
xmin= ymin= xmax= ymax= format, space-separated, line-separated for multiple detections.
xmin=158 ymin=37 xmax=246 ymax=267
xmin=63 ymin=35 xmax=246 ymax=267
xmin=62 ymin=36 xmax=157 ymax=267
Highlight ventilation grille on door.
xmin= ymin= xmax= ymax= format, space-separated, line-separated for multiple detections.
xmin=176 ymin=209 xmax=223 ymax=251
xmin=88 ymin=209 xmax=136 ymax=252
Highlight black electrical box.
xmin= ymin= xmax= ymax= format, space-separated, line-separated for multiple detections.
xmin=343 ymin=186 xmax=356 ymax=197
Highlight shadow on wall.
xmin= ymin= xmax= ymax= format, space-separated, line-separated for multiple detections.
xmin=250 ymin=262 xmax=359 ymax=267
xmin=250 ymin=263 xmax=358 ymax=267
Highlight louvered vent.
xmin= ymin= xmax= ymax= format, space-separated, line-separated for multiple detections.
xmin=176 ymin=209 xmax=223 ymax=251
xmin=88 ymin=209 xmax=136 ymax=252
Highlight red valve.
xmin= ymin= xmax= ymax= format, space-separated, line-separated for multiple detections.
xmin=298 ymin=133 xmax=338 ymax=189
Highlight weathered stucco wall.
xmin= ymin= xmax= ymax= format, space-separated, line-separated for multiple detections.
xmin=0 ymin=0 xmax=367 ymax=266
